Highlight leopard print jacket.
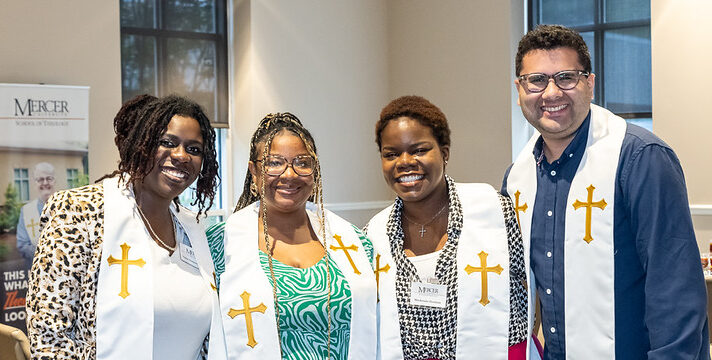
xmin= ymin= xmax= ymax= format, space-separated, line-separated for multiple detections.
xmin=27 ymin=183 xmax=104 ymax=359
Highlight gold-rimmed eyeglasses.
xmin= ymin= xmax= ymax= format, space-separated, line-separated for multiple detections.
xmin=255 ymin=155 xmax=315 ymax=176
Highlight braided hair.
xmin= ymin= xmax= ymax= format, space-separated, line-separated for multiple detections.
xmin=237 ymin=113 xmax=331 ymax=358
xmin=235 ymin=112 xmax=323 ymax=212
xmin=96 ymin=94 xmax=158 ymax=183
xmin=112 ymin=95 xmax=219 ymax=218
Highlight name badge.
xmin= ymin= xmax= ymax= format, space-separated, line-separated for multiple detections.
xmin=179 ymin=241 xmax=199 ymax=269
xmin=410 ymin=281 xmax=447 ymax=308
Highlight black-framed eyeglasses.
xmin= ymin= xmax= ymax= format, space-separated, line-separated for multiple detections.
xmin=517 ymin=70 xmax=590 ymax=93
xmin=255 ymin=155 xmax=315 ymax=176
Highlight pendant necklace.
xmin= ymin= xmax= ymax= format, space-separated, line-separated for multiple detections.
xmin=135 ymin=200 xmax=176 ymax=253
xmin=402 ymin=201 xmax=449 ymax=238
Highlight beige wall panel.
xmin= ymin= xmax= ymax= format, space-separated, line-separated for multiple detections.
xmin=651 ymin=0 xmax=712 ymax=248
xmin=386 ymin=0 xmax=517 ymax=188
xmin=0 ymin=1 xmax=122 ymax=182
xmin=231 ymin=0 xmax=392 ymax=211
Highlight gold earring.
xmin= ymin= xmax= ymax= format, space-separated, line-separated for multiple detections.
xmin=250 ymin=182 xmax=258 ymax=197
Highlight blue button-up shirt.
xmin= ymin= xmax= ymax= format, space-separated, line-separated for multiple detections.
xmin=502 ymin=112 xmax=708 ymax=359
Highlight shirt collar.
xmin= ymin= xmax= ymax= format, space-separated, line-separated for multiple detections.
xmin=532 ymin=109 xmax=592 ymax=166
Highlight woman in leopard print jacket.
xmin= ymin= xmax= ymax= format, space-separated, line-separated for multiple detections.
xmin=26 ymin=95 xmax=221 ymax=359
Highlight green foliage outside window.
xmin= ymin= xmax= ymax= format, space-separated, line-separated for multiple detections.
xmin=0 ymin=184 xmax=22 ymax=233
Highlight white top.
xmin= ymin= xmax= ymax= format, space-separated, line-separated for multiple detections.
xmin=408 ymin=250 xmax=442 ymax=283
xmin=96 ymin=176 xmax=222 ymax=360
xmin=152 ymin=219 xmax=212 ymax=360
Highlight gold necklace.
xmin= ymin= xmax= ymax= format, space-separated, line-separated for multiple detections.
xmin=261 ymin=207 xmax=331 ymax=359
xmin=135 ymin=200 xmax=176 ymax=252
xmin=402 ymin=201 xmax=449 ymax=238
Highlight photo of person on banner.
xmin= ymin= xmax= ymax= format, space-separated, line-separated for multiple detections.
xmin=16 ymin=162 xmax=56 ymax=271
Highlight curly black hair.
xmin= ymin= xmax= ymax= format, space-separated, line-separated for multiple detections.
xmin=114 ymin=94 xmax=157 ymax=147
xmin=96 ymin=94 xmax=157 ymax=183
xmin=235 ymin=112 xmax=321 ymax=212
xmin=375 ymin=95 xmax=451 ymax=150
xmin=114 ymin=95 xmax=219 ymax=218
xmin=516 ymin=24 xmax=592 ymax=76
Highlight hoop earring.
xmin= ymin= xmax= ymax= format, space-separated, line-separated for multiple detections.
xmin=250 ymin=182 xmax=258 ymax=197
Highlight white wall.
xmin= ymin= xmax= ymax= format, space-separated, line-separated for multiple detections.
xmin=0 ymin=1 xmax=122 ymax=180
xmin=231 ymin=0 xmax=526 ymax=225
xmin=230 ymin=0 xmax=392 ymax=224
xmin=386 ymin=0 xmax=521 ymax=188
xmin=651 ymin=0 xmax=712 ymax=248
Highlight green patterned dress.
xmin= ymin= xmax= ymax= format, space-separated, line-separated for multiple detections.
xmin=206 ymin=222 xmax=374 ymax=360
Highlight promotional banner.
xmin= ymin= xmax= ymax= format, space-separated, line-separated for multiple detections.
xmin=0 ymin=83 xmax=89 ymax=332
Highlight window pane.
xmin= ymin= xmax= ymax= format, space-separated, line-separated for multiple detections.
xmin=603 ymin=27 xmax=651 ymax=113
xmin=164 ymin=0 xmax=216 ymax=33
xmin=120 ymin=0 xmax=156 ymax=28
xmin=177 ymin=128 xmax=225 ymax=213
xmin=121 ymin=34 xmax=157 ymax=101
xmin=580 ymin=31 xmax=595 ymax=72
xmin=605 ymin=0 xmax=650 ymax=22
xmin=539 ymin=0 xmax=595 ymax=27
xmin=166 ymin=38 xmax=217 ymax=122
xmin=626 ymin=118 xmax=652 ymax=132
xmin=22 ymin=182 xmax=29 ymax=202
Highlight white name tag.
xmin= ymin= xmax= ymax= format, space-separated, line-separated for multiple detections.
xmin=179 ymin=241 xmax=199 ymax=269
xmin=410 ymin=281 xmax=447 ymax=308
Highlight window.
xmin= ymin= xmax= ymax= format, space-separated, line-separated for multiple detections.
xmin=66 ymin=168 xmax=79 ymax=188
xmin=530 ymin=0 xmax=652 ymax=130
xmin=120 ymin=0 xmax=229 ymax=219
xmin=120 ymin=0 xmax=228 ymax=127
xmin=13 ymin=168 xmax=30 ymax=202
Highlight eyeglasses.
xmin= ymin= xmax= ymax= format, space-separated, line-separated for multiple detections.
xmin=34 ymin=176 xmax=55 ymax=183
xmin=517 ymin=70 xmax=590 ymax=93
xmin=255 ymin=155 xmax=315 ymax=176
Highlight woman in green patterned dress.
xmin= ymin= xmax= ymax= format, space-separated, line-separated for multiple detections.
xmin=207 ymin=113 xmax=378 ymax=360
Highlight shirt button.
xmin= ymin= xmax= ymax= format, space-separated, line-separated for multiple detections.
xmin=550 ymin=170 xmax=557 ymax=176
xmin=547 ymin=210 xmax=553 ymax=216
xmin=550 ymin=327 xmax=556 ymax=333
xmin=546 ymin=288 xmax=552 ymax=294
xmin=547 ymin=251 xmax=552 ymax=258
xmin=569 ymin=153 xmax=574 ymax=158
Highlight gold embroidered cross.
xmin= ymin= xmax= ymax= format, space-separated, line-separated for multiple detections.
xmin=374 ymin=254 xmax=391 ymax=302
xmin=513 ymin=190 xmax=528 ymax=227
xmin=26 ymin=218 xmax=40 ymax=237
xmin=210 ymin=272 xmax=217 ymax=291
xmin=464 ymin=251 xmax=503 ymax=306
xmin=572 ymin=184 xmax=607 ymax=244
xmin=228 ymin=291 xmax=267 ymax=348
xmin=329 ymin=234 xmax=361 ymax=274
xmin=107 ymin=242 xmax=146 ymax=299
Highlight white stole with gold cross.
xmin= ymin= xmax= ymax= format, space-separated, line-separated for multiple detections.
xmin=368 ymin=183 xmax=538 ymax=360
xmin=96 ymin=176 xmax=223 ymax=360
xmin=216 ymin=202 xmax=377 ymax=360
xmin=22 ymin=199 xmax=42 ymax=246
xmin=506 ymin=104 xmax=626 ymax=359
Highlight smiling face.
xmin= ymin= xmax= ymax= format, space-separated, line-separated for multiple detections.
xmin=140 ymin=115 xmax=204 ymax=201
xmin=516 ymin=47 xmax=595 ymax=146
xmin=249 ymin=130 xmax=315 ymax=214
xmin=34 ymin=166 xmax=55 ymax=203
xmin=379 ymin=117 xmax=449 ymax=203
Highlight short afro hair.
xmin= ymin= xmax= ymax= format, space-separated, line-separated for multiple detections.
xmin=376 ymin=95 xmax=450 ymax=150
xmin=516 ymin=24 xmax=592 ymax=76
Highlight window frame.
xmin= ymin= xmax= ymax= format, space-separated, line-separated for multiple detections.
xmin=528 ymin=0 xmax=652 ymax=120
xmin=120 ymin=0 xmax=229 ymax=128
xmin=66 ymin=168 xmax=79 ymax=188
xmin=13 ymin=168 xmax=30 ymax=202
